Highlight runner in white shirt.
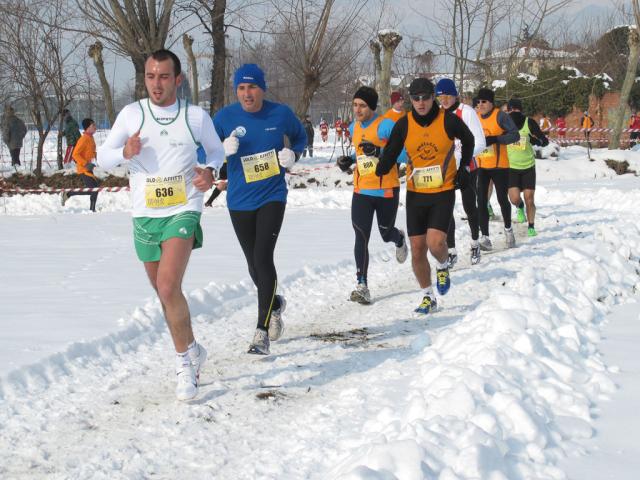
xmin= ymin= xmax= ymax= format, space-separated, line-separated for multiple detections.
xmin=98 ymin=49 xmax=224 ymax=401
xmin=435 ymin=78 xmax=486 ymax=266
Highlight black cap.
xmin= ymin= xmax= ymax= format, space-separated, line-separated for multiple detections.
xmin=477 ymin=88 xmax=495 ymax=104
xmin=409 ymin=77 xmax=434 ymax=96
xmin=507 ymin=98 xmax=523 ymax=111
xmin=353 ymin=86 xmax=378 ymax=111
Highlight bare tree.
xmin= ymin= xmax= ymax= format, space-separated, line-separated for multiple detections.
xmin=268 ymin=0 xmax=371 ymax=117
xmin=182 ymin=33 xmax=199 ymax=105
xmin=428 ymin=0 xmax=570 ymax=90
xmin=88 ymin=41 xmax=116 ymax=125
xmin=75 ymin=0 xmax=176 ymax=100
xmin=179 ymin=0 xmax=228 ymax=114
xmin=370 ymin=39 xmax=382 ymax=91
xmin=0 ymin=0 xmax=81 ymax=173
xmin=377 ymin=30 xmax=402 ymax=112
xmin=610 ymin=2 xmax=640 ymax=149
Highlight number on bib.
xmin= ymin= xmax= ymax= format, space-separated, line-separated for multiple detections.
xmin=145 ymin=175 xmax=188 ymax=208
xmin=412 ymin=165 xmax=444 ymax=189
xmin=241 ymin=149 xmax=280 ymax=183
xmin=356 ymin=155 xmax=379 ymax=176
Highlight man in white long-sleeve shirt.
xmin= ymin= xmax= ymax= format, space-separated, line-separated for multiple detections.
xmin=97 ymin=49 xmax=225 ymax=401
xmin=435 ymin=78 xmax=486 ymax=267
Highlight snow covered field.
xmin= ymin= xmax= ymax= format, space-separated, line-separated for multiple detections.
xmin=1 ymin=133 xmax=640 ymax=479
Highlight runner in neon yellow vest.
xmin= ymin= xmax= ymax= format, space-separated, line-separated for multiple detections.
xmin=506 ymin=98 xmax=549 ymax=237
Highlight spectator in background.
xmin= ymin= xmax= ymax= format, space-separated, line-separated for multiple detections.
xmin=62 ymin=118 xmax=99 ymax=212
xmin=319 ymin=118 xmax=329 ymax=142
xmin=539 ymin=113 xmax=551 ymax=134
xmin=555 ymin=116 xmax=566 ymax=140
xmin=62 ymin=109 xmax=81 ymax=165
xmin=302 ymin=115 xmax=314 ymax=157
xmin=629 ymin=113 xmax=640 ymax=147
xmin=580 ymin=111 xmax=594 ymax=142
xmin=2 ymin=106 xmax=27 ymax=167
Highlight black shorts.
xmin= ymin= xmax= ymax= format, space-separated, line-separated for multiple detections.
xmin=508 ymin=167 xmax=536 ymax=190
xmin=406 ymin=189 xmax=455 ymax=236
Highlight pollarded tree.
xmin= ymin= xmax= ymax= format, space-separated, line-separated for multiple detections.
xmin=76 ymin=0 xmax=176 ymax=100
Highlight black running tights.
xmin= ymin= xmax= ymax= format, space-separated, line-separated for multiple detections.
xmin=229 ymin=201 xmax=285 ymax=331
xmin=477 ymin=168 xmax=511 ymax=234
xmin=351 ymin=190 xmax=402 ymax=284
xmin=447 ymin=170 xmax=479 ymax=247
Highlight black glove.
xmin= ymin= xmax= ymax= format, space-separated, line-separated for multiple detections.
xmin=454 ymin=166 xmax=470 ymax=190
xmin=336 ymin=155 xmax=354 ymax=172
xmin=86 ymin=163 xmax=96 ymax=173
xmin=485 ymin=135 xmax=498 ymax=146
xmin=359 ymin=141 xmax=381 ymax=158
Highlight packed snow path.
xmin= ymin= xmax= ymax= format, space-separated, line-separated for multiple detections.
xmin=1 ymin=187 xmax=640 ymax=479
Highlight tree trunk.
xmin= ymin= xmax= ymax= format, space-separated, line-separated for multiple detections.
xmin=370 ymin=40 xmax=382 ymax=94
xmin=378 ymin=31 xmax=402 ymax=113
xmin=610 ymin=26 xmax=640 ymax=149
xmin=57 ymin=119 xmax=64 ymax=170
xmin=296 ymin=73 xmax=320 ymax=118
xmin=132 ymin=55 xmax=147 ymax=100
xmin=182 ymin=34 xmax=199 ymax=105
xmin=210 ymin=0 xmax=227 ymax=115
xmin=88 ymin=41 xmax=115 ymax=125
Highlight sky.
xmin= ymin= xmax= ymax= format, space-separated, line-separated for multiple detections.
xmin=98 ymin=0 xmax=618 ymax=95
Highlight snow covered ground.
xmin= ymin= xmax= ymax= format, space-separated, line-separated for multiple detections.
xmin=1 ymin=132 xmax=640 ymax=479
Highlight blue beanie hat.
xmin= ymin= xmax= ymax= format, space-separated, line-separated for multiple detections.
xmin=233 ymin=64 xmax=267 ymax=91
xmin=435 ymin=78 xmax=458 ymax=96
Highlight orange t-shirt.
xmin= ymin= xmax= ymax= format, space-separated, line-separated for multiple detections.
xmin=72 ymin=133 xmax=97 ymax=178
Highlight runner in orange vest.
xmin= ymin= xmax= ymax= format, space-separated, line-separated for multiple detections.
xmin=335 ymin=86 xmax=408 ymax=304
xmin=475 ymin=87 xmax=519 ymax=250
xmin=383 ymin=91 xmax=406 ymax=123
xmin=375 ymin=78 xmax=475 ymax=315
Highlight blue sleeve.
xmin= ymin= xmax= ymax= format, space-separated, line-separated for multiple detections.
xmin=284 ymin=106 xmax=307 ymax=153
xmin=212 ymin=112 xmax=226 ymax=141
xmin=377 ymin=119 xmax=395 ymax=141
xmin=377 ymin=118 xmax=405 ymax=163
xmin=397 ymin=148 xmax=408 ymax=164
xmin=348 ymin=122 xmax=355 ymax=137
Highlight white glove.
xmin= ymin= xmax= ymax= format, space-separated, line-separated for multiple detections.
xmin=278 ymin=148 xmax=296 ymax=169
xmin=223 ymin=131 xmax=239 ymax=156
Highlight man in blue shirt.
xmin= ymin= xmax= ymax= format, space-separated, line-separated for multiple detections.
xmin=213 ymin=63 xmax=306 ymax=355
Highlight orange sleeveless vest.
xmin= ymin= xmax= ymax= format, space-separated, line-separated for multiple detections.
xmin=477 ymin=108 xmax=509 ymax=169
xmin=352 ymin=116 xmax=399 ymax=190
xmin=405 ymin=110 xmax=456 ymax=194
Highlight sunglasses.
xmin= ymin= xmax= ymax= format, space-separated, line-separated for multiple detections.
xmin=436 ymin=94 xmax=453 ymax=102
xmin=410 ymin=94 xmax=431 ymax=102
xmin=477 ymin=99 xmax=490 ymax=104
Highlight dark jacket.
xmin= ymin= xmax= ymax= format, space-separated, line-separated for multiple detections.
xmin=2 ymin=113 xmax=27 ymax=149
xmin=63 ymin=115 xmax=81 ymax=146
xmin=303 ymin=119 xmax=314 ymax=143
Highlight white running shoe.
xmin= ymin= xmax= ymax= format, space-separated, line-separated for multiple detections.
xmin=190 ymin=343 xmax=207 ymax=383
xmin=268 ymin=295 xmax=286 ymax=341
xmin=396 ymin=230 xmax=408 ymax=264
xmin=248 ymin=329 xmax=270 ymax=355
xmin=479 ymin=235 xmax=493 ymax=251
xmin=504 ymin=227 xmax=516 ymax=248
xmin=349 ymin=283 xmax=371 ymax=304
xmin=175 ymin=363 xmax=198 ymax=401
